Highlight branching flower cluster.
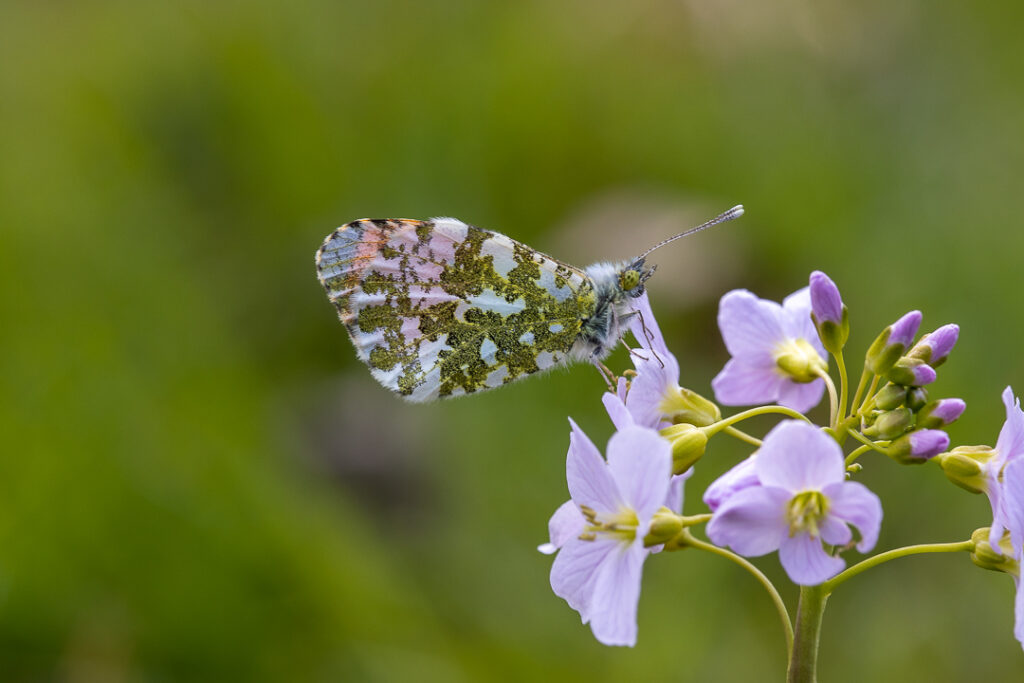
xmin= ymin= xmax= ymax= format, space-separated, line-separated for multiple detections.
xmin=539 ymin=270 xmax=1023 ymax=678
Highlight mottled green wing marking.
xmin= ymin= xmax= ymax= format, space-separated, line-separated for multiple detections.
xmin=316 ymin=217 xmax=596 ymax=401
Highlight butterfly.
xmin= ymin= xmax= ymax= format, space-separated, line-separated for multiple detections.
xmin=315 ymin=206 xmax=743 ymax=402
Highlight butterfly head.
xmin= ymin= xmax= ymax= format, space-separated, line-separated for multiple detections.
xmin=617 ymin=258 xmax=656 ymax=298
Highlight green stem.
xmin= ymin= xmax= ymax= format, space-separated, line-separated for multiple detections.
xmin=834 ymin=352 xmax=848 ymax=427
xmin=844 ymin=443 xmax=875 ymax=466
xmin=683 ymin=533 xmax=794 ymax=655
xmin=787 ymin=584 xmax=827 ymax=683
xmin=706 ymin=406 xmax=812 ymax=437
xmin=857 ymin=375 xmax=881 ymax=415
xmin=724 ymin=425 xmax=762 ymax=447
xmin=821 ymin=541 xmax=974 ymax=593
xmin=848 ymin=368 xmax=870 ymax=419
xmin=845 ymin=429 xmax=890 ymax=458
xmin=817 ymin=370 xmax=839 ymax=429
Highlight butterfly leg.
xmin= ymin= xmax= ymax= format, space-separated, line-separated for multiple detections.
xmin=594 ymin=361 xmax=617 ymax=392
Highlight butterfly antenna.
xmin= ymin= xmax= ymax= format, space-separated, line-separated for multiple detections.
xmin=637 ymin=205 xmax=745 ymax=261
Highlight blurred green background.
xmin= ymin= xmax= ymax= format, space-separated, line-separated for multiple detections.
xmin=2 ymin=0 xmax=1023 ymax=680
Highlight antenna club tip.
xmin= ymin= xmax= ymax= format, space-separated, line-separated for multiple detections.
xmin=729 ymin=204 xmax=744 ymax=217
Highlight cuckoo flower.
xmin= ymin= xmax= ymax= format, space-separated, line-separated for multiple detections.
xmin=543 ymin=420 xmax=673 ymax=646
xmin=712 ymin=287 xmax=828 ymax=413
xmin=706 ymin=421 xmax=883 ymax=585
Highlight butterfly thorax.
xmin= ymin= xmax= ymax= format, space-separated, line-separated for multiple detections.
xmin=572 ymin=259 xmax=654 ymax=361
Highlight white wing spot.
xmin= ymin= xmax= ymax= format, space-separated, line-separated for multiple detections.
xmin=480 ymin=338 xmax=498 ymax=360
xmin=519 ymin=331 xmax=535 ymax=345
xmin=549 ymin=323 xmax=564 ymax=333
xmin=485 ymin=365 xmax=510 ymax=387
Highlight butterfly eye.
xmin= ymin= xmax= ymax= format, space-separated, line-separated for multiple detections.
xmin=619 ymin=268 xmax=641 ymax=292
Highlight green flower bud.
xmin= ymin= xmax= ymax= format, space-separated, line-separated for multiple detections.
xmin=643 ymin=507 xmax=685 ymax=546
xmin=936 ymin=445 xmax=997 ymax=494
xmin=906 ymin=387 xmax=929 ymax=412
xmin=875 ymin=383 xmax=908 ymax=411
xmin=873 ymin=407 xmax=914 ymax=440
xmin=865 ymin=311 xmax=922 ymax=375
xmin=661 ymin=386 xmax=721 ymax=428
xmin=661 ymin=424 xmax=709 ymax=475
xmin=970 ymin=527 xmax=1019 ymax=575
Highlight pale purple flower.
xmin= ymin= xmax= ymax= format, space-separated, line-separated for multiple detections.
xmin=544 ymin=420 xmax=673 ymax=646
xmin=809 ymin=271 xmax=843 ymax=324
xmin=712 ymin=287 xmax=828 ymax=413
xmin=706 ymin=421 xmax=883 ymax=585
xmin=984 ymin=387 xmax=1024 ymax=554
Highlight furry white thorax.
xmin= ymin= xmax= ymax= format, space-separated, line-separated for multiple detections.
xmin=569 ymin=261 xmax=639 ymax=362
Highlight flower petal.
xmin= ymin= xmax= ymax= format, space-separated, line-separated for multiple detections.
xmin=779 ymin=532 xmax=846 ymax=585
xmin=566 ymin=418 xmax=623 ymax=514
xmin=539 ymin=500 xmax=585 ymax=555
xmin=623 ymin=355 xmax=680 ymax=429
xmin=703 ymin=455 xmax=759 ymax=512
xmin=996 ymin=386 xmax=1024 ymax=468
xmin=755 ymin=421 xmax=845 ymax=492
xmin=818 ymin=514 xmax=852 ymax=547
xmin=589 ymin=542 xmax=647 ymax=647
xmin=607 ymin=427 xmax=672 ymax=521
xmin=823 ymin=481 xmax=883 ymax=552
xmin=550 ymin=536 xmax=619 ymax=621
xmin=718 ymin=289 xmax=788 ymax=362
xmin=665 ymin=471 xmax=693 ymax=514
xmin=781 ymin=286 xmax=822 ymax=353
xmin=1002 ymin=459 xmax=1024 ymax=557
xmin=775 ymin=377 xmax=826 ymax=413
xmin=602 ymin=392 xmax=636 ymax=432
xmin=707 ymin=485 xmax=790 ymax=556
xmin=712 ymin=359 xmax=787 ymax=407
xmin=628 ymin=292 xmax=670 ymax=359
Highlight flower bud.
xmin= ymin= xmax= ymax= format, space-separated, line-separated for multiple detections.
xmin=865 ymin=310 xmax=922 ymax=375
xmin=906 ymin=387 xmax=929 ymax=412
xmin=886 ymin=359 xmax=936 ymax=387
xmin=809 ymin=271 xmax=850 ymax=354
xmin=644 ymin=507 xmax=685 ymax=546
xmin=873 ymin=407 xmax=914 ymax=440
xmin=917 ymin=398 xmax=966 ymax=429
xmin=936 ymin=445 xmax=996 ymax=493
xmin=662 ymin=386 xmax=721 ymax=427
xmin=874 ymin=383 xmax=907 ymax=411
xmin=889 ymin=429 xmax=949 ymax=464
xmin=970 ymin=527 xmax=1019 ymax=575
xmin=908 ymin=324 xmax=960 ymax=368
xmin=661 ymin=423 xmax=709 ymax=475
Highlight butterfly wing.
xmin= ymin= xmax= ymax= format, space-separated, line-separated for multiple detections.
xmin=316 ymin=218 xmax=596 ymax=401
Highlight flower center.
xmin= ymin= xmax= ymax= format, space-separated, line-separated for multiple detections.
xmin=786 ymin=491 xmax=829 ymax=538
xmin=578 ymin=504 xmax=640 ymax=543
xmin=774 ymin=338 xmax=828 ymax=383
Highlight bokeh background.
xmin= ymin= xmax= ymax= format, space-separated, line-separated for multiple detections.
xmin=2 ymin=1 xmax=1023 ymax=680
